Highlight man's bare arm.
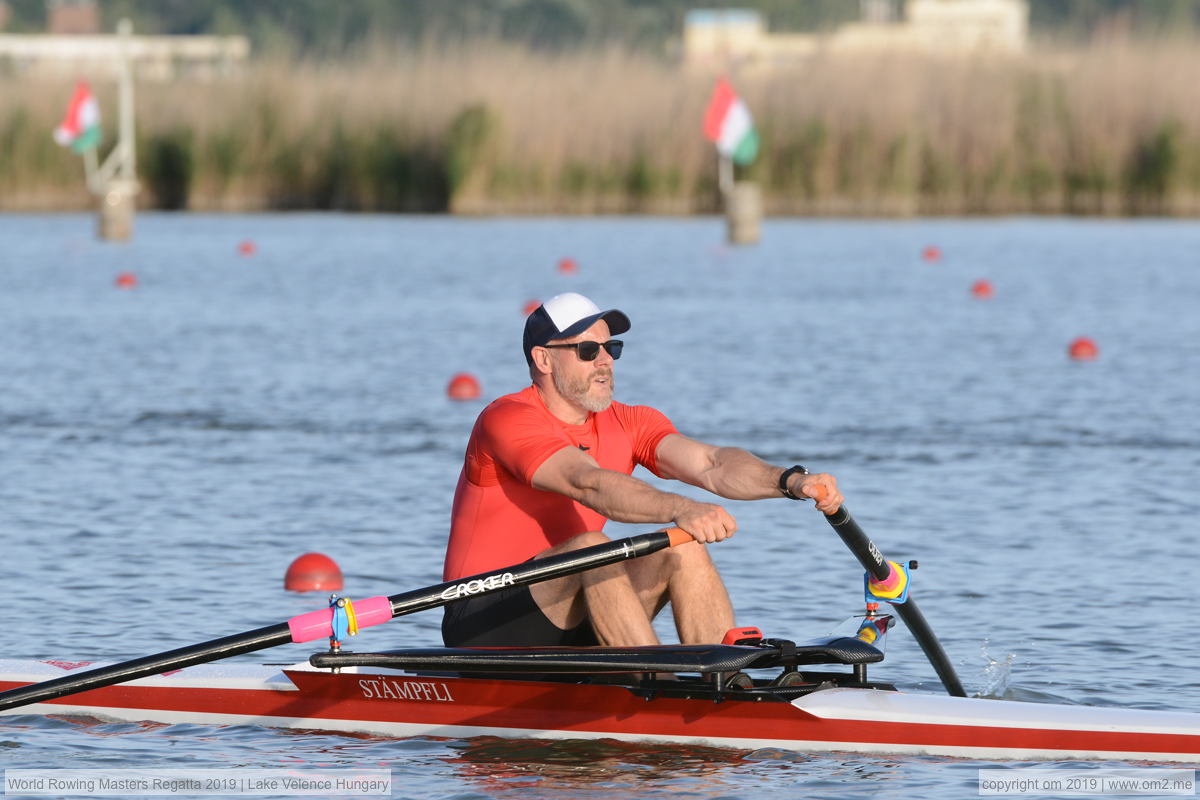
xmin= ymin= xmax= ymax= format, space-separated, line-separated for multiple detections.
xmin=655 ymin=433 xmax=843 ymax=513
xmin=530 ymin=445 xmax=737 ymax=543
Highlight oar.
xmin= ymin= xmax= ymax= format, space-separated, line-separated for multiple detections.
xmin=0 ymin=527 xmax=691 ymax=712
xmin=810 ymin=489 xmax=966 ymax=697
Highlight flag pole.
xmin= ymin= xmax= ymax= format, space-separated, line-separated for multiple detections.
xmin=702 ymin=75 xmax=760 ymax=244
xmin=95 ymin=18 xmax=138 ymax=241
xmin=83 ymin=147 xmax=99 ymax=194
xmin=718 ymin=153 xmax=733 ymax=200
xmin=117 ymin=17 xmax=137 ymax=188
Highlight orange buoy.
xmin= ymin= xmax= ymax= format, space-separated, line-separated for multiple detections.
xmin=284 ymin=552 xmax=344 ymax=593
xmin=922 ymin=245 xmax=942 ymax=263
xmin=114 ymin=272 xmax=138 ymax=289
xmin=971 ymin=279 xmax=994 ymax=299
xmin=557 ymin=257 xmax=578 ymax=275
xmin=238 ymin=239 xmax=257 ymax=256
xmin=1068 ymin=337 xmax=1099 ymax=361
xmin=447 ymin=372 xmax=482 ymax=400
xmin=522 ymin=299 xmax=542 ymax=316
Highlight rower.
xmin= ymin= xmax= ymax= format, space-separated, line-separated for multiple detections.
xmin=441 ymin=292 xmax=841 ymax=649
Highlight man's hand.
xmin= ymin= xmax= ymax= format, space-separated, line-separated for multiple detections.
xmin=792 ymin=472 xmax=842 ymax=515
xmin=673 ymin=498 xmax=738 ymax=543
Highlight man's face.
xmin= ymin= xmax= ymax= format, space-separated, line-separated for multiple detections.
xmin=547 ymin=320 xmax=615 ymax=413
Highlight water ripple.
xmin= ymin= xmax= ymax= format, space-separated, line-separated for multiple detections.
xmin=4 ymin=215 xmax=1200 ymax=798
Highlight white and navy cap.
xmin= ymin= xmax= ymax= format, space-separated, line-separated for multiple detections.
xmin=523 ymin=292 xmax=631 ymax=365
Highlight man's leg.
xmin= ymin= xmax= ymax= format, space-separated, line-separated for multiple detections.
xmin=528 ymin=531 xmax=734 ymax=646
xmin=529 ymin=531 xmax=660 ymax=646
xmin=623 ymin=538 xmax=734 ymax=644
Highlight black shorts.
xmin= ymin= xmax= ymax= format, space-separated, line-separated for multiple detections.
xmin=441 ymin=581 xmax=599 ymax=647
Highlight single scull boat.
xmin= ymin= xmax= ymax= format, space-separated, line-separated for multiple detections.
xmin=3 ymin=510 xmax=1198 ymax=761
xmin=3 ymin=635 xmax=1200 ymax=761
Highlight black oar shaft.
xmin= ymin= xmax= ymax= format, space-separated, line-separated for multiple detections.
xmin=890 ymin=597 xmax=963 ymax=692
xmin=0 ymin=624 xmax=292 ymax=713
xmin=0 ymin=530 xmax=679 ymax=713
xmin=826 ymin=507 xmax=892 ymax=582
xmin=823 ymin=506 xmax=967 ymax=698
xmin=384 ymin=530 xmax=674 ymax=618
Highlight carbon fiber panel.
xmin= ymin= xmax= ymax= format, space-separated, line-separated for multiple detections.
xmin=310 ymin=636 xmax=882 ymax=673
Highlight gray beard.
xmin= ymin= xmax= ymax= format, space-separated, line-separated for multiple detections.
xmin=553 ymin=367 xmax=614 ymax=413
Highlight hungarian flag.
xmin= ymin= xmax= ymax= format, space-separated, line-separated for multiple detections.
xmin=53 ymin=81 xmax=102 ymax=154
xmin=702 ymin=77 xmax=759 ymax=166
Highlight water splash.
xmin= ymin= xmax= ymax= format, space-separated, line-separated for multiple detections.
xmin=977 ymin=639 xmax=1015 ymax=699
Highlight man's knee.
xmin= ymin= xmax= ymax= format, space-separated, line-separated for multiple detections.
xmin=540 ymin=530 xmax=611 ymax=558
xmin=666 ymin=539 xmax=719 ymax=574
xmin=569 ymin=530 xmax=611 ymax=548
xmin=673 ymin=538 xmax=715 ymax=561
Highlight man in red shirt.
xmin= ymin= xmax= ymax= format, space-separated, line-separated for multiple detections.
xmin=442 ymin=292 xmax=842 ymax=648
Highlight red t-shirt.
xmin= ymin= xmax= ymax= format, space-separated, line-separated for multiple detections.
xmin=443 ymin=385 xmax=678 ymax=580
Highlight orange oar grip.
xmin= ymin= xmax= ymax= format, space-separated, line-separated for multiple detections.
xmin=664 ymin=527 xmax=694 ymax=547
xmin=804 ymin=482 xmax=843 ymax=517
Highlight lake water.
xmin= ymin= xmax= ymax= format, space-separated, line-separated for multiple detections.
xmin=1 ymin=213 xmax=1199 ymax=798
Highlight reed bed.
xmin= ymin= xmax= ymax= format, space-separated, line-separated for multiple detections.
xmin=3 ymin=39 xmax=1200 ymax=215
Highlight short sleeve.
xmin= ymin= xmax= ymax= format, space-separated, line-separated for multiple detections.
xmin=478 ymin=399 xmax=574 ymax=486
xmin=611 ymin=403 xmax=677 ymax=477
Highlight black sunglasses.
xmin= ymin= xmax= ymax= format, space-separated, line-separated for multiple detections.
xmin=541 ymin=339 xmax=624 ymax=361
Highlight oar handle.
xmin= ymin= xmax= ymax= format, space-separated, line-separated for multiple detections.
xmin=811 ymin=492 xmax=967 ymax=698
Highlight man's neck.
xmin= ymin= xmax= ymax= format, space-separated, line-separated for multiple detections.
xmin=532 ymin=381 xmax=590 ymax=426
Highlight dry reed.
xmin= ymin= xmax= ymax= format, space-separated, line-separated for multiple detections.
xmin=2 ymin=38 xmax=1199 ymax=215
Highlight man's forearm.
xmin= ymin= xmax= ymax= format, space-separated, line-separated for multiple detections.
xmin=691 ymin=447 xmax=783 ymax=500
xmin=699 ymin=447 xmax=843 ymax=514
xmin=571 ymin=468 xmax=692 ymax=524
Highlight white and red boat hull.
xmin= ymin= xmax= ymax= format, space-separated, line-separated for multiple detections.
xmin=3 ymin=659 xmax=1200 ymax=762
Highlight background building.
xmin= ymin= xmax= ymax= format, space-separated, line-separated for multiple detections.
xmin=684 ymin=0 xmax=1029 ymax=69
xmin=0 ymin=0 xmax=247 ymax=80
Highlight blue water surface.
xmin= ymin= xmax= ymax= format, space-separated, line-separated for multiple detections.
xmin=2 ymin=214 xmax=1199 ymax=798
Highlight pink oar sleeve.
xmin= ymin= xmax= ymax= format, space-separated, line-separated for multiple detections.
xmin=287 ymin=596 xmax=394 ymax=643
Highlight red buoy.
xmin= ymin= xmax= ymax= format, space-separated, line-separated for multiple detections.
xmin=238 ymin=239 xmax=257 ymax=256
xmin=284 ymin=552 xmax=344 ymax=593
xmin=971 ymin=279 xmax=994 ymax=299
xmin=922 ymin=245 xmax=942 ymax=263
xmin=522 ymin=299 xmax=541 ymax=316
xmin=114 ymin=272 xmax=137 ymax=289
xmin=447 ymin=372 xmax=482 ymax=400
xmin=1069 ymin=337 xmax=1099 ymax=361
xmin=557 ymin=257 xmax=578 ymax=274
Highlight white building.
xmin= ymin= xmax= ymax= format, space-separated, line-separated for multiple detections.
xmin=684 ymin=0 xmax=1028 ymax=68
xmin=0 ymin=33 xmax=249 ymax=80
xmin=0 ymin=1 xmax=248 ymax=82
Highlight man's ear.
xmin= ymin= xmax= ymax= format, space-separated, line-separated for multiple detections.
xmin=530 ymin=347 xmax=552 ymax=376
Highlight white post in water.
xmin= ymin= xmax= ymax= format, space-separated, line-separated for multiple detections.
xmin=90 ymin=18 xmax=139 ymax=241
xmin=719 ymin=146 xmax=761 ymax=245
xmin=725 ymin=181 xmax=761 ymax=245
